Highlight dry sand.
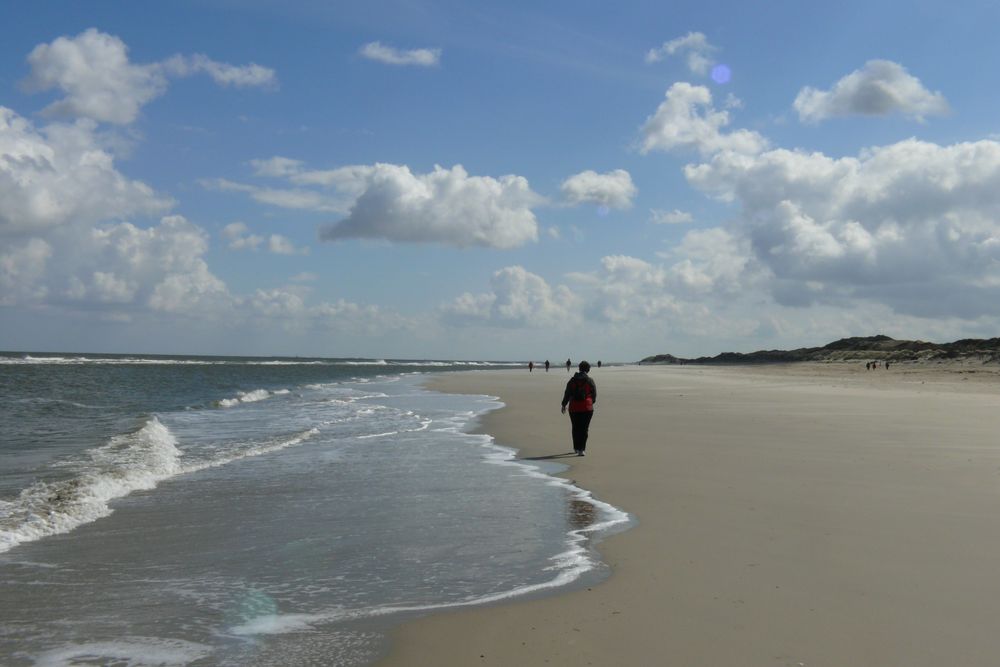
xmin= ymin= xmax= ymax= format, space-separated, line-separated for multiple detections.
xmin=379 ymin=363 xmax=1000 ymax=666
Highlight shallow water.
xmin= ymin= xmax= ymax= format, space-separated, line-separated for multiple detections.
xmin=0 ymin=353 xmax=629 ymax=665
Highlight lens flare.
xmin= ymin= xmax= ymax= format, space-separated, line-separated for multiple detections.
xmin=711 ymin=64 xmax=731 ymax=84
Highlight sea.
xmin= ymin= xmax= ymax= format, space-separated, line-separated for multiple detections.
xmin=0 ymin=352 xmax=630 ymax=666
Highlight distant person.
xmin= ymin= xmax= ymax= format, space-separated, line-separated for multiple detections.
xmin=529 ymin=361 xmax=534 ymax=373
xmin=597 ymin=360 xmax=602 ymax=369
xmin=545 ymin=360 xmax=550 ymax=372
xmin=561 ymin=361 xmax=597 ymax=456
xmin=885 ymin=361 xmax=890 ymax=370
xmin=566 ymin=358 xmax=571 ymax=372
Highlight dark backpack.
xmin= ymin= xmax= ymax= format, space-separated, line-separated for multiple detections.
xmin=570 ymin=378 xmax=590 ymax=401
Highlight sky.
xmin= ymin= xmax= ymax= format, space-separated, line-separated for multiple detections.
xmin=3 ymin=0 xmax=1000 ymax=361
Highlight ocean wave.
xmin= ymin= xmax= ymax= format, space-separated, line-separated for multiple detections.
xmin=217 ymin=388 xmax=289 ymax=408
xmin=0 ymin=419 xmax=320 ymax=554
xmin=185 ymin=428 xmax=319 ymax=474
xmin=5 ymin=355 xmax=223 ymax=365
xmin=0 ymin=417 xmax=182 ymax=554
xmin=1 ymin=354 xmax=523 ymax=367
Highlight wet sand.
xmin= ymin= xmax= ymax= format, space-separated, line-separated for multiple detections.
xmin=380 ymin=363 xmax=1000 ymax=666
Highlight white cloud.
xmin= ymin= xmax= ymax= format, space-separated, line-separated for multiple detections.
xmin=0 ymin=238 xmax=51 ymax=304
xmin=161 ymin=54 xmax=276 ymax=88
xmin=222 ymin=222 xmax=263 ymax=250
xmin=222 ymin=222 xmax=307 ymax=255
xmin=1 ymin=214 xmax=231 ymax=315
xmin=250 ymin=156 xmax=304 ymax=178
xmin=359 ymin=41 xmax=441 ymax=67
xmin=320 ymin=164 xmax=541 ymax=249
xmin=202 ymin=178 xmax=347 ymax=213
xmin=23 ymin=29 xmax=167 ymax=125
xmin=640 ymin=83 xmax=768 ymax=156
xmin=249 ymin=288 xmax=410 ymax=335
xmin=645 ymin=32 xmax=716 ymax=75
xmin=663 ymin=228 xmax=756 ymax=296
xmin=442 ymin=266 xmax=576 ymax=326
xmin=649 ymin=209 xmax=693 ymax=225
xmin=560 ymin=169 xmax=637 ymax=209
xmin=794 ymin=60 xmax=949 ymax=123
xmin=0 ymin=107 xmax=172 ymax=235
xmin=267 ymin=234 xmax=308 ymax=255
xmin=23 ymin=29 xmax=275 ymax=125
xmin=683 ymin=137 xmax=1000 ymax=317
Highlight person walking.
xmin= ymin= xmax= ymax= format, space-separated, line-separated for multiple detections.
xmin=528 ymin=361 xmax=534 ymax=372
xmin=544 ymin=360 xmax=550 ymax=372
xmin=561 ymin=361 xmax=597 ymax=456
xmin=565 ymin=358 xmax=571 ymax=372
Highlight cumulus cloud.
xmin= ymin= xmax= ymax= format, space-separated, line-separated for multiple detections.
xmin=649 ymin=209 xmax=693 ymax=225
xmin=359 ymin=41 xmax=441 ymax=67
xmin=566 ymin=232 xmax=763 ymax=327
xmin=249 ymin=288 xmax=410 ymax=335
xmin=794 ymin=60 xmax=949 ymax=123
xmin=442 ymin=266 xmax=576 ymax=326
xmin=645 ymin=32 xmax=716 ymax=75
xmin=560 ymin=169 xmax=636 ymax=209
xmin=640 ymin=83 xmax=768 ymax=156
xmin=23 ymin=28 xmax=275 ymax=125
xmin=0 ymin=238 xmax=51 ymax=304
xmin=218 ymin=159 xmax=549 ymax=249
xmin=683 ymin=137 xmax=1000 ymax=317
xmin=222 ymin=222 xmax=263 ymax=250
xmin=222 ymin=222 xmax=307 ymax=255
xmin=0 ymin=107 xmax=172 ymax=235
xmin=1 ymin=215 xmax=231 ymax=314
xmin=320 ymin=164 xmax=541 ymax=249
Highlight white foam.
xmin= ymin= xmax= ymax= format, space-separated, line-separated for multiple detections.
xmin=217 ymin=388 xmax=287 ymax=408
xmin=229 ymin=612 xmax=327 ymax=636
xmin=34 ymin=637 xmax=212 ymax=667
xmin=185 ymin=428 xmax=320 ymax=472
xmin=0 ymin=418 xmax=182 ymax=554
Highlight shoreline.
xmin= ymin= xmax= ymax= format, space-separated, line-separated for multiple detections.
xmin=380 ymin=363 xmax=1000 ymax=666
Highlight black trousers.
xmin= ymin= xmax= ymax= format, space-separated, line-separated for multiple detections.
xmin=569 ymin=410 xmax=594 ymax=451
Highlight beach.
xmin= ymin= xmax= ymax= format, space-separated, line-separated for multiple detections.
xmin=383 ymin=363 xmax=1000 ymax=666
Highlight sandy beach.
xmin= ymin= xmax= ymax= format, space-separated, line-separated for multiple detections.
xmin=381 ymin=363 xmax=1000 ymax=666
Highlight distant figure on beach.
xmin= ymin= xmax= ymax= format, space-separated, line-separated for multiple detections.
xmin=866 ymin=362 xmax=871 ymax=370
xmin=545 ymin=360 xmax=550 ymax=372
xmin=565 ymin=358 xmax=571 ymax=372
xmin=529 ymin=361 xmax=534 ymax=373
xmin=561 ymin=361 xmax=597 ymax=456
xmin=597 ymin=360 xmax=602 ymax=369
xmin=885 ymin=361 xmax=890 ymax=370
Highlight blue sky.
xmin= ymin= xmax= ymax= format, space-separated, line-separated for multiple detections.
xmin=4 ymin=0 xmax=1000 ymax=360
